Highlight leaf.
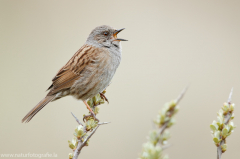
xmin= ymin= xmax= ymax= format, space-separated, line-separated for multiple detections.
xmin=213 ymin=137 xmax=220 ymax=144
xmin=222 ymin=128 xmax=228 ymax=137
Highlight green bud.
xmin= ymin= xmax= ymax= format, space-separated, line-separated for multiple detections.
xmin=221 ymin=144 xmax=227 ymax=153
xmin=213 ymin=137 xmax=220 ymax=145
xmin=210 ymin=125 xmax=216 ymax=131
xmin=229 ymin=103 xmax=235 ymax=112
xmin=213 ymin=131 xmax=221 ymax=146
xmin=223 ymin=102 xmax=229 ymax=108
xmin=214 ymin=131 xmax=221 ymax=139
xmin=228 ymin=122 xmax=236 ymax=133
xmin=99 ymin=99 xmax=105 ymax=104
xmin=102 ymin=90 xmax=106 ymax=94
xmin=167 ymin=118 xmax=175 ymax=128
xmin=72 ymin=137 xmax=78 ymax=147
xmin=217 ymin=115 xmax=224 ymax=124
xmin=222 ymin=128 xmax=228 ymax=138
xmin=161 ymin=106 xmax=168 ymax=116
xmin=93 ymin=96 xmax=97 ymax=103
xmin=173 ymin=106 xmax=179 ymax=115
xmin=140 ymin=142 xmax=162 ymax=159
xmin=160 ymin=114 xmax=165 ymax=124
xmin=210 ymin=120 xmax=219 ymax=131
xmin=148 ymin=131 xmax=159 ymax=146
xmin=161 ymin=131 xmax=171 ymax=144
xmin=86 ymin=119 xmax=98 ymax=131
xmin=217 ymin=109 xmax=224 ymax=117
xmin=222 ymin=104 xmax=229 ymax=113
xmin=69 ymin=153 xmax=73 ymax=159
xmin=94 ymin=106 xmax=100 ymax=115
xmin=169 ymin=100 xmax=176 ymax=109
xmin=68 ymin=140 xmax=75 ymax=149
xmin=87 ymin=99 xmax=93 ymax=108
xmin=74 ymin=125 xmax=85 ymax=138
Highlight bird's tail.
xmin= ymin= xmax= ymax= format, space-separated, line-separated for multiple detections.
xmin=22 ymin=95 xmax=56 ymax=123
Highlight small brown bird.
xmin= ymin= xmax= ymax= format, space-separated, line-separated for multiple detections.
xmin=22 ymin=25 xmax=126 ymax=123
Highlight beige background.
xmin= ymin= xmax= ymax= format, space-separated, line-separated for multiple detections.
xmin=1 ymin=0 xmax=240 ymax=158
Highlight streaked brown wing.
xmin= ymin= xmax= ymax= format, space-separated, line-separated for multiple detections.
xmin=47 ymin=44 xmax=105 ymax=96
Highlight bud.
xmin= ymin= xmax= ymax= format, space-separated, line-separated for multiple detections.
xmin=173 ymin=106 xmax=179 ymax=115
xmin=86 ymin=119 xmax=98 ymax=131
xmin=69 ymin=153 xmax=73 ymax=159
xmin=94 ymin=107 xmax=100 ymax=115
xmin=161 ymin=131 xmax=170 ymax=144
xmin=74 ymin=125 xmax=85 ymax=138
xmin=210 ymin=120 xmax=219 ymax=131
xmin=221 ymin=144 xmax=227 ymax=153
xmin=222 ymin=104 xmax=229 ymax=113
xmin=148 ymin=131 xmax=159 ymax=146
xmin=88 ymin=98 xmax=93 ymax=106
xmin=229 ymin=103 xmax=235 ymax=112
xmin=167 ymin=118 xmax=175 ymax=128
xmin=72 ymin=137 xmax=78 ymax=147
xmin=222 ymin=127 xmax=228 ymax=138
xmin=99 ymin=99 xmax=105 ymax=104
xmin=68 ymin=140 xmax=75 ymax=149
xmin=169 ymin=100 xmax=176 ymax=109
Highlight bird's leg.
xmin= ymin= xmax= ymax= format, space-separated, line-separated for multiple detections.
xmin=83 ymin=100 xmax=99 ymax=122
xmin=99 ymin=92 xmax=109 ymax=103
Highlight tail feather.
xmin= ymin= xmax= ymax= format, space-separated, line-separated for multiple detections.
xmin=22 ymin=95 xmax=55 ymax=123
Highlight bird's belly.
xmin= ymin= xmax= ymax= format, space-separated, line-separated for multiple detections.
xmin=70 ymin=62 xmax=118 ymax=100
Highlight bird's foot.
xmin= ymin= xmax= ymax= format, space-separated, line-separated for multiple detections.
xmin=99 ymin=92 xmax=109 ymax=103
xmin=83 ymin=112 xmax=99 ymax=123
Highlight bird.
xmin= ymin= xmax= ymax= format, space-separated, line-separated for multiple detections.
xmin=22 ymin=25 xmax=127 ymax=123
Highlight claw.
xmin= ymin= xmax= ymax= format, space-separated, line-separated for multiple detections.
xmin=83 ymin=100 xmax=99 ymax=122
xmin=100 ymin=92 xmax=109 ymax=103
xmin=83 ymin=112 xmax=99 ymax=123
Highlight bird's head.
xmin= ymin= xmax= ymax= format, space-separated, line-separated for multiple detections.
xmin=86 ymin=25 xmax=127 ymax=48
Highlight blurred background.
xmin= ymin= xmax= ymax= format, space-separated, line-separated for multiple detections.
xmin=1 ymin=0 xmax=240 ymax=158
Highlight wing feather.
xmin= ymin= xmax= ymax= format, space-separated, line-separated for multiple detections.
xmin=47 ymin=44 xmax=106 ymax=96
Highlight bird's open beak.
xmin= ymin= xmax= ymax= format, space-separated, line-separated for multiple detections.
xmin=113 ymin=28 xmax=127 ymax=41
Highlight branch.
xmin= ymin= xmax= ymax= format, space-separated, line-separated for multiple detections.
xmin=98 ymin=122 xmax=111 ymax=125
xmin=227 ymin=87 xmax=233 ymax=104
xmin=68 ymin=92 xmax=110 ymax=159
xmin=71 ymin=112 xmax=83 ymax=126
xmin=139 ymin=87 xmax=188 ymax=159
xmin=176 ymin=85 xmax=189 ymax=105
xmin=216 ymin=88 xmax=234 ymax=159
xmin=73 ymin=125 xmax=100 ymax=159
xmin=159 ymin=85 xmax=188 ymax=135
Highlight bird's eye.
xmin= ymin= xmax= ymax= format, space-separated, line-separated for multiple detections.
xmin=103 ymin=32 xmax=109 ymax=36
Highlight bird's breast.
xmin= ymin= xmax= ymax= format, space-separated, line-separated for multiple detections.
xmin=70 ymin=47 xmax=121 ymax=100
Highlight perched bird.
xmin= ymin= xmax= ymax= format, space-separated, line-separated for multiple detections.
xmin=22 ymin=25 xmax=126 ymax=123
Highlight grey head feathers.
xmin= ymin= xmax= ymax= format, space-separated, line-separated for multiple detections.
xmin=86 ymin=25 xmax=120 ymax=48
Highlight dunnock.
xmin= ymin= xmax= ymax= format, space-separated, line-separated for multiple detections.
xmin=22 ymin=25 xmax=127 ymax=123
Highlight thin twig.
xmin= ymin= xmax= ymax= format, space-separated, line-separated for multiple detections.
xmin=176 ymin=85 xmax=189 ymax=105
xmin=159 ymin=86 xmax=188 ymax=135
xmin=227 ymin=87 xmax=233 ymax=104
xmin=217 ymin=88 xmax=234 ymax=159
xmin=98 ymin=122 xmax=111 ymax=125
xmin=71 ymin=112 xmax=83 ymax=126
xmin=73 ymin=125 xmax=100 ymax=159
xmin=72 ymin=122 xmax=110 ymax=159
xmin=82 ymin=125 xmax=100 ymax=145
xmin=159 ymin=122 xmax=168 ymax=135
